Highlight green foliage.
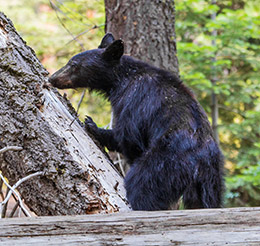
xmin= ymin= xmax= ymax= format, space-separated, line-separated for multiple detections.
xmin=176 ymin=0 xmax=260 ymax=206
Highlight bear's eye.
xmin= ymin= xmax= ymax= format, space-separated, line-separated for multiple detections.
xmin=69 ymin=60 xmax=78 ymax=68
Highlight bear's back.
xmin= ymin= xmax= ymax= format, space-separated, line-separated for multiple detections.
xmin=109 ymin=56 xmax=214 ymax=163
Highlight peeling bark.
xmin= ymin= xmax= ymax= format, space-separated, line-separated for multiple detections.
xmin=0 ymin=12 xmax=129 ymax=216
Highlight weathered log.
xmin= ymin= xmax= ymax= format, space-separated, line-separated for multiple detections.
xmin=0 ymin=12 xmax=129 ymax=216
xmin=0 ymin=207 xmax=260 ymax=245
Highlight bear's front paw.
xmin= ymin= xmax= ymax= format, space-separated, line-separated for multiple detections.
xmin=85 ymin=116 xmax=99 ymax=136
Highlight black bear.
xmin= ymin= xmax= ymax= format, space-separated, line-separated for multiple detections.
xmin=49 ymin=33 xmax=224 ymax=210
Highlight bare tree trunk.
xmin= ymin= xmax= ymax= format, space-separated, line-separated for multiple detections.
xmin=104 ymin=0 xmax=179 ymax=76
xmin=0 ymin=12 xmax=129 ymax=216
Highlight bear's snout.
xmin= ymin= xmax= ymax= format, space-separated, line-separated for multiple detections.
xmin=49 ymin=64 xmax=73 ymax=89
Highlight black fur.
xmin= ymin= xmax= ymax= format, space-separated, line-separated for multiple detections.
xmin=49 ymin=33 xmax=225 ymax=210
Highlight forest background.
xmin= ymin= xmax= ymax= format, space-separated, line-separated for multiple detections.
xmin=1 ymin=0 xmax=260 ymax=207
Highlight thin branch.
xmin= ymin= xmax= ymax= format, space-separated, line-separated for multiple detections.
xmin=9 ymin=193 xmax=28 ymax=218
xmin=0 ymin=173 xmax=30 ymax=218
xmin=69 ymin=89 xmax=86 ymax=127
xmin=50 ymin=0 xmax=104 ymax=49
xmin=0 ymin=178 xmax=4 ymax=200
xmin=9 ymin=199 xmax=19 ymax=218
xmin=49 ymin=0 xmax=85 ymax=51
xmin=218 ymin=105 xmax=247 ymax=119
xmin=116 ymin=153 xmax=126 ymax=177
xmin=50 ymin=0 xmax=80 ymax=24
xmin=55 ymin=0 xmax=95 ymax=26
xmin=0 ymin=145 xmax=23 ymax=217
xmin=109 ymin=111 xmax=114 ymax=130
xmin=210 ymin=0 xmax=219 ymax=144
xmin=0 ymin=146 xmax=22 ymax=154
xmin=66 ymin=24 xmax=105 ymax=46
xmin=0 ymin=171 xmax=44 ymax=218
xmin=1 ymin=186 xmax=10 ymax=218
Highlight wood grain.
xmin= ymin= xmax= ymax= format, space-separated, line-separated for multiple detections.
xmin=1 ymin=207 xmax=260 ymax=245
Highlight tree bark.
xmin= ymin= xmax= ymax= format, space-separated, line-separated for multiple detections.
xmin=104 ymin=0 xmax=179 ymax=76
xmin=0 ymin=12 xmax=129 ymax=216
xmin=1 ymin=207 xmax=260 ymax=245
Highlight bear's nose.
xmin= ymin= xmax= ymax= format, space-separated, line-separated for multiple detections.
xmin=48 ymin=75 xmax=58 ymax=87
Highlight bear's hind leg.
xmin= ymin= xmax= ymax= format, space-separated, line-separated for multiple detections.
xmin=183 ymin=175 xmax=223 ymax=209
xmin=183 ymin=184 xmax=204 ymax=209
xmin=124 ymin=160 xmax=184 ymax=211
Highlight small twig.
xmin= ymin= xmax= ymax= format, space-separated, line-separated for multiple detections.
xmin=218 ymin=105 xmax=246 ymax=119
xmin=66 ymin=24 xmax=105 ymax=46
xmin=1 ymin=186 xmax=10 ymax=218
xmin=0 ymin=171 xmax=44 ymax=218
xmin=0 ymin=179 xmax=4 ymax=200
xmin=0 ymin=146 xmax=22 ymax=154
xmin=8 ymin=199 xmax=20 ymax=218
xmin=49 ymin=1 xmax=104 ymax=50
xmin=69 ymin=89 xmax=86 ymax=127
xmin=9 ymin=193 xmax=28 ymax=218
xmin=76 ymin=89 xmax=86 ymax=114
xmin=12 ymin=193 xmax=28 ymax=216
xmin=116 ymin=153 xmax=126 ymax=177
xmin=0 ymin=145 xmax=23 ymax=217
xmin=0 ymin=173 xmax=31 ymax=218
xmin=55 ymin=0 xmax=95 ymax=26
xmin=109 ymin=111 xmax=114 ymax=130
xmin=49 ymin=0 xmax=85 ymax=51
xmin=50 ymin=0 xmax=80 ymax=24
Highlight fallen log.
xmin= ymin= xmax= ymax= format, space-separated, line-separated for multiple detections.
xmin=0 ymin=207 xmax=260 ymax=245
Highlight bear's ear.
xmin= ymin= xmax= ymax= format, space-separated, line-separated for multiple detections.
xmin=102 ymin=40 xmax=124 ymax=61
xmin=98 ymin=33 xmax=115 ymax=49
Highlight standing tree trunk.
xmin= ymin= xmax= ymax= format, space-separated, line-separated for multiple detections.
xmin=104 ymin=1 xmax=180 ymax=208
xmin=0 ymin=12 xmax=129 ymax=216
xmin=104 ymin=0 xmax=179 ymax=76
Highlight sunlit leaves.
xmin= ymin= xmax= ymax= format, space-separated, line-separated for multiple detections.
xmin=176 ymin=0 xmax=260 ymax=206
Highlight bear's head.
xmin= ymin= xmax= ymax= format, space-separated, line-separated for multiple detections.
xmin=49 ymin=33 xmax=124 ymax=92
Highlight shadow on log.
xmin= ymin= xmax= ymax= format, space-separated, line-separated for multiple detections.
xmin=0 ymin=12 xmax=129 ymax=216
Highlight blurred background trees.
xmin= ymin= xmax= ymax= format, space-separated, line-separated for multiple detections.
xmin=176 ymin=0 xmax=260 ymax=207
xmin=1 ymin=0 xmax=260 ymax=207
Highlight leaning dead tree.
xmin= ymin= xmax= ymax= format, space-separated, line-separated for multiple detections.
xmin=0 ymin=12 xmax=129 ymax=216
